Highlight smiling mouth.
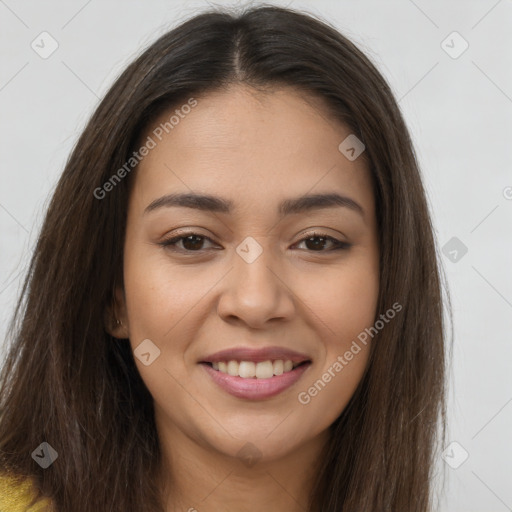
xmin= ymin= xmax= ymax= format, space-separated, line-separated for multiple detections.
xmin=201 ymin=359 xmax=310 ymax=379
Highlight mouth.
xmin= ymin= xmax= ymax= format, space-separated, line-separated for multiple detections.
xmin=198 ymin=347 xmax=312 ymax=400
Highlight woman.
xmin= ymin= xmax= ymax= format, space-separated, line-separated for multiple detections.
xmin=0 ymin=5 xmax=449 ymax=511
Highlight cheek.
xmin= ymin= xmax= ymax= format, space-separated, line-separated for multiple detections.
xmin=296 ymin=345 xmax=370 ymax=436
xmin=122 ymin=250 xmax=206 ymax=407
xmin=292 ymin=255 xmax=378 ymax=428
xmin=123 ymin=246 xmax=205 ymax=342
xmin=121 ymin=252 xmax=206 ymax=400
xmin=298 ymin=254 xmax=379 ymax=345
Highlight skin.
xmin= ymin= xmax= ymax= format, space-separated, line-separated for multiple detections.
xmin=108 ymin=84 xmax=380 ymax=511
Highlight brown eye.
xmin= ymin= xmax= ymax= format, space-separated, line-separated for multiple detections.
xmin=180 ymin=235 xmax=206 ymax=251
xmin=295 ymin=233 xmax=350 ymax=252
xmin=160 ymin=233 xmax=216 ymax=252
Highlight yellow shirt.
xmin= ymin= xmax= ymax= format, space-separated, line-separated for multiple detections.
xmin=0 ymin=473 xmax=52 ymax=511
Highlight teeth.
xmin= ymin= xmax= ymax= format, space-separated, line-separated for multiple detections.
xmin=210 ymin=359 xmax=304 ymax=378
xmin=227 ymin=360 xmax=238 ymax=376
xmin=239 ymin=361 xmax=256 ymax=378
xmin=273 ymin=360 xmax=284 ymax=376
xmin=255 ymin=360 xmax=273 ymax=379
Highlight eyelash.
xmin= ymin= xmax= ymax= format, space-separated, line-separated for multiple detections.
xmin=159 ymin=231 xmax=351 ymax=254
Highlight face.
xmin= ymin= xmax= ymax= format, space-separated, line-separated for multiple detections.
xmin=111 ymin=85 xmax=379 ymax=464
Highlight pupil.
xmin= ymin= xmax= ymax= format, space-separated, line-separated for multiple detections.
xmin=183 ymin=235 xmax=203 ymax=250
xmin=306 ymin=236 xmax=326 ymax=251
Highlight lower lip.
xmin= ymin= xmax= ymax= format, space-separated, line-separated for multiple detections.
xmin=200 ymin=362 xmax=311 ymax=400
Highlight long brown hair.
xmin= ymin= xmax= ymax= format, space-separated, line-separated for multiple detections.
xmin=0 ymin=5 xmax=449 ymax=511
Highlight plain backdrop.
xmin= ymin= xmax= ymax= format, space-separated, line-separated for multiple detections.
xmin=1 ymin=1 xmax=511 ymax=510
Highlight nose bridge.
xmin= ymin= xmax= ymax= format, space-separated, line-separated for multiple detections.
xmin=217 ymin=236 xmax=294 ymax=326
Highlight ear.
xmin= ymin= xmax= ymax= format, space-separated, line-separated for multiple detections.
xmin=104 ymin=284 xmax=130 ymax=339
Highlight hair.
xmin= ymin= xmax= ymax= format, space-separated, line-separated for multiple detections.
xmin=0 ymin=4 xmax=450 ymax=511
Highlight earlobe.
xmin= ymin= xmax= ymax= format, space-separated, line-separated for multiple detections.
xmin=104 ymin=286 xmax=130 ymax=339
xmin=105 ymin=313 xmax=129 ymax=339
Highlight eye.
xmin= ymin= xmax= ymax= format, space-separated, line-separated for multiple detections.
xmin=293 ymin=231 xmax=351 ymax=252
xmin=159 ymin=231 xmax=350 ymax=253
xmin=159 ymin=233 xmax=218 ymax=252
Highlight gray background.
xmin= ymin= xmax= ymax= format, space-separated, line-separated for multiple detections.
xmin=1 ymin=1 xmax=511 ymax=510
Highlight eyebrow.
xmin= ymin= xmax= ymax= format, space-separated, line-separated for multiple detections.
xmin=144 ymin=192 xmax=364 ymax=218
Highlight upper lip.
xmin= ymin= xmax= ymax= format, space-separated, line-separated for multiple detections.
xmin=200 ymin=346 xmax=311 ymax=364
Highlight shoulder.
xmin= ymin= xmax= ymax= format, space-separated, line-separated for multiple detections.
xmin=0 ymin=473 xmax=52 ymax=511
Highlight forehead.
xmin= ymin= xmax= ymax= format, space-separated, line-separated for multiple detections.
xmin=130 ymin=85 xmax=373 ymax=217
xmin=146 ymin=85 xmax=351 ymax=159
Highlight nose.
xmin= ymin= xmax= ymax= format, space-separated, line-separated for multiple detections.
xmin=216 ymin=244 xmax=295 ymax=329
